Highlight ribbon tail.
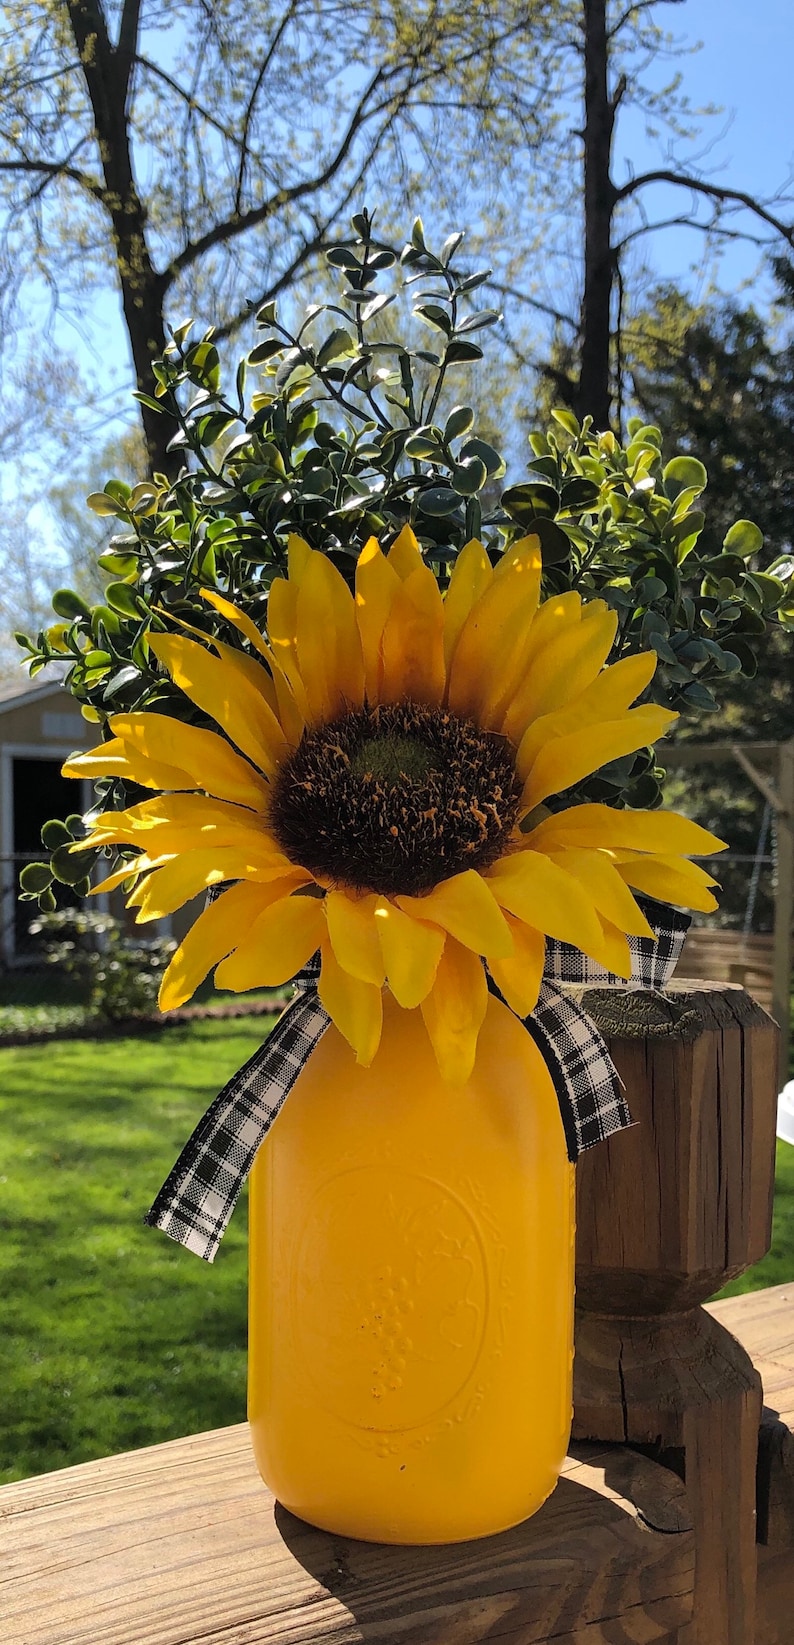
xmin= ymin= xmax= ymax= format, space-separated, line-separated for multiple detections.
xmin=487 ymin=975 xmax=632 ymax=1164
xmin=145 ymin=989 xmax=330 ymax=1261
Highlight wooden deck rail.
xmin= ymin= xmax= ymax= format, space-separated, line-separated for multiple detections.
xmin=0 ymin=1284 xmax=791 ymax=1645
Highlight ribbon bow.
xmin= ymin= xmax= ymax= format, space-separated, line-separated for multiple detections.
xmin=146 ymin=900 xmax=690 ymax=1261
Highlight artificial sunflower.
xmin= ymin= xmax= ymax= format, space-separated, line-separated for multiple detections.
xmin=64 ymin=527 xmax=725 ymax=1082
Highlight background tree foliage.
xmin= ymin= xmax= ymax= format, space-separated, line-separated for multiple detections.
xmin=2 ymin=0 xmax=793 ymax=474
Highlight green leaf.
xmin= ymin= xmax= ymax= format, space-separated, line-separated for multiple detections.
xmin=403 ymin=436 xmax=439 ymax=461
xmin=456 ymin=269 xmax=491 ymax=295
xmin=52 ymin=588 xmax=91 ymax=621
xmin=550 ymin=408 xmax=580 ymax=438
xmin=416 ymin=487 xmax=462 ymax=517
xmin=51 ymin=844 xmax=91 ymax=886
xmin=317 ymin=328 xmax=357 ymax=367
xmin=42 ymin=819 xmax=73 ymax=850
xmin=455 ymin=309 xmax=501 ymax=334
xmin=501 ymin=481 xmax=559 ymax=521
xmin=184 ymin=341 xmax=221 ymax=393
xmin=723 ymin=519 xmax=764 ymax=559
xmin=105 ymin=582 xmax=142 ymax=618
xmin=458 ymin=437 xmax=505 ymax=479
xmin=444 ymin=340 xmax=484 ymax=364
xmin=20 ymin=862 xmax=53 ymax=894
xmin=444 ymin=405 xmax=475 ymax=441
xmin=560 ymin=476 xmax=600 ymax=510
xmin=415 ymin=304 xmax=452 ymax=335
xmin=249 ymin=338 xmax=284 ymax=365
xmin=86 ymin=491 xmax=128 ymax=518
xmin=450 ymin=457 xmax=487 ymax=496
xmin=743 ymin=570 xmax=785 ymax=612
xmin=326 ymin=246 xmax=361 ymax=270
xmin=663 ymin=456 xmax=707 ymax=499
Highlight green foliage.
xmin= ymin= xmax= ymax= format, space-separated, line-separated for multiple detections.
xmin=28 ymin=910 xmax=175 ymax=1023
xmin=17 ymin=214 xmax=794 ymax=903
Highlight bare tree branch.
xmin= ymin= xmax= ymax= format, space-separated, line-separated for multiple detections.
xmin=0 ymin=156 xmax=106 ymax=203
xmin=607 ymin=0 xmax=685 ymax=42
xmin=234 ymin=0 xmax=299 ymax=214
xmin=616 ymin=169 xmax=794 ymax=246
xmin=487 ymin=279 xmax=577 ymax=331
xmin=158 ymin=61 xmax=393 ymax=292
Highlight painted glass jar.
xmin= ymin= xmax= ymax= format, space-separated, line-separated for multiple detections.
xmin=248 ymin=989 xmax=574 ymax=1544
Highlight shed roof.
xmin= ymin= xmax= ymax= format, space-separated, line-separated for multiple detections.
xmin=0 ymin=668 xmax=70 ymax=714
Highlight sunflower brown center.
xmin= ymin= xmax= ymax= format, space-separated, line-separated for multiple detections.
xmin=268 ymin=701 xmax=522 ymax=895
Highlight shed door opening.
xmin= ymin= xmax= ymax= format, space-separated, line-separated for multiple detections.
xmin=11 ymin=757 xmax=79 ymax=958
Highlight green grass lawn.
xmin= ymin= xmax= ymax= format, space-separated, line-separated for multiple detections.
xmin=0 ymin=1020 xmax=264 ymax=1484
xmin=0 ymin=1018 xmax=792 ymax=1486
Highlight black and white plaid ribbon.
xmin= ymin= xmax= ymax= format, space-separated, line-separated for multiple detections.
xmin=145 ymin=899 xmax=690 ymax=1261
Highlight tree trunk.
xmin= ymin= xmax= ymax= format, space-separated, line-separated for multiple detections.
xmin=66 ymin=2 xmax=174 ymax=477
xmin=576 ymin=0 xmax=618 ymax=430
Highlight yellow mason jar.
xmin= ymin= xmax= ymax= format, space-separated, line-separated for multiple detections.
xmin=248 ymin=989 xmax=574 ymax=1544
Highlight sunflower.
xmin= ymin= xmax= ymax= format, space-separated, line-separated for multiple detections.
xmin=64 ymin=527 xmax=725 ymax=1082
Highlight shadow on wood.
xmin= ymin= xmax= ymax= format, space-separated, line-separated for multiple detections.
xmin=0 ymin=1427 xmax=694 ymax=1644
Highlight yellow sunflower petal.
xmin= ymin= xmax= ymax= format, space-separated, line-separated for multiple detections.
xmin=420 ymin=937 xmax=488 ymax=1085
xmin=207 ymin=633 xmax=280 ymax=715
xmin=520 ymin=704 xmax=677 ymax=810
xmin=198 ymin=588 xmax=272 ymax=662
xmin=443 ymin=538 xmax=493 ymax=670
xmin=515 ymin=650 xmax=660 ymax=775
xmin=380 ymin=563 xmax=446 ymax=706
xmin=109 ymin=714 xmax=270 ymax=810
xmin=613 ymin=854 xmax=720 ymax=912
xmin=374 ymin=899 xmax=445 ymax=1008
xmin=77 ymin=792 xmax=278 ymax=849
xmin=287 ymin=533 xmax=312 ymax=582
xmin=318 ymin=939 xmax=383 ymax=1065
xmin=387 ymin=523 xmax=424 ymax=581
xmin=266 ymin=577 xmax=307 ymax=711
xmin=486 ymin=850 xmax=612 ymax=966
xmin=324 ymin=891 xmax=385 ymax=986
xmin=593 ymin=918 xmax=633 ymax=978
xmin=546 ymin=846 xmax=655 ymax=938
xmin=526 ymin=803 xmax=727 ymax=858
xmin=609 ymin=849 xmax=718 ymax=887
xmin=447 ymin=535 xmax=543 ymax=725
xmin=499 ymin=592 xmax=582 ymax=744
xmin=487 ymin=914 xmax=545 ymax=1018
xmin=88 ymin=861 xmax=141 ymax=896
xmin=397 ymin=868 xmax=513 ymax=958
xmin=130 ymin=854 xmax=307 ymax=923
xmin=62 ymin=739 xmax=189 ymax=794
xmin=355 ymin=536 xmax=401 ymax=701
xmin=214 ymin=891 xmax=325 ymax=990
xmin=296 ymin=551 xmax=365 ymax=723
xmin=158 ymin=881 xmax=287 ymax=1011
xmin=148 ymin=633 xmax=288 ymax=776
xmin=506 ymin=600 xmax=618 ymax=733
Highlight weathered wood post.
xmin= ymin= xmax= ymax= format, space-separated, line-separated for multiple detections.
xmin=573 ymin=980 xmax=779 ymax=1645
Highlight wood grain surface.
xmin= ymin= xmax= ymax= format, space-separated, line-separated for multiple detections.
xmin=0 ymin=1428 xmax=694 ymax=1645
xmin=709 ymin=1284 xmax=794 ymax=1645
